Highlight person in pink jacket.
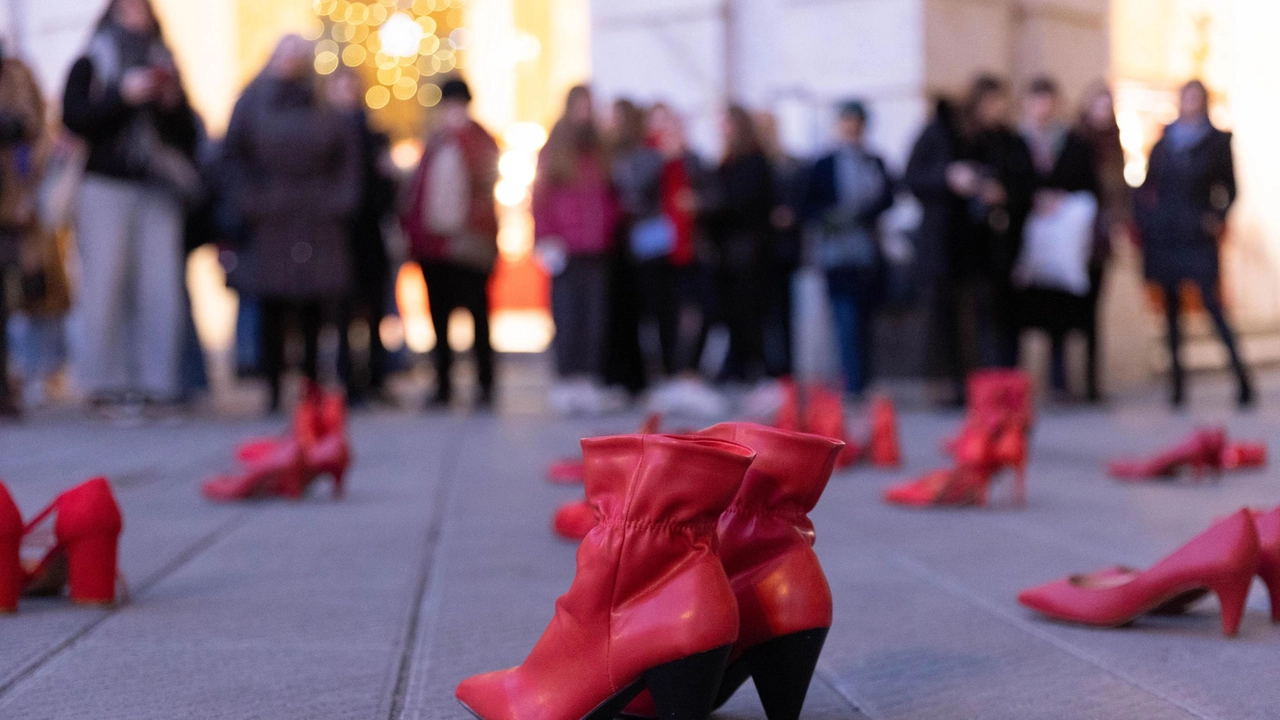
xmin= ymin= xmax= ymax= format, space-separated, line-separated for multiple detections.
xmin=532 ymin=85 xmax=621 ymax=414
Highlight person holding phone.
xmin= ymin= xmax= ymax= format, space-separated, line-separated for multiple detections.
xmin=62 ymin=0 xmax=199 ymax=413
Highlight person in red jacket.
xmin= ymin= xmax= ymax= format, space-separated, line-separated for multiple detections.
xmin=401 ymin=78 xmax=500 ymax=409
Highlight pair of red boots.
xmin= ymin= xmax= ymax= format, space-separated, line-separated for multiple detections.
xmin=202 ymin=383 xmax=351 ymax=502
xmin=774 ymin=380 xmax=900 ymax=470
xmin=1020 ymin=507 xmax=1280 ymax=636
xmin=1108 ymin=428 xmax=1267 ymax=481
xmin=883 ymin=369 xmax=1033 ymax=508
xmin=1 ymin=477 xmax=123 ymax=613
xmin=459 ymin=424 xmax=843 ymax=720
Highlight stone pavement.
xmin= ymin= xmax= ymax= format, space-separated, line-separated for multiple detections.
xmin=1 ymin=383 xmax=1278 ymax=720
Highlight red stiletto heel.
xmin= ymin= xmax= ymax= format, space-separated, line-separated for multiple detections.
xmin=0 ymin=482 xmax=21 ymax=613
xmin=1018 ymin=509 xmax=1260 ymax=636
xmin=1108 ymin=428 xmax=1227 ymax=481
xmin=805 ymin=386 xmax=860 ymax=468
xmin=868 ymin=395 xmax=901 ymax=468
xmin=21 ymin=478 xmax=123 ymax=605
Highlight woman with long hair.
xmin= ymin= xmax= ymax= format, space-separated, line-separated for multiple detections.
xmin=703 ymin=105 xmax=774 ymax=383
xmin=223 ymin=35 xmax=361 ymax=413
xmin=1135 ymin=80 xmax=1253 ymax=408
xmin=532 ymin=85 xmax=620 ymax=414
xmin=62 ymin=0 xmax=199 ymax=411
xmin=1075 ymin=81 xmax=1130 ymax=401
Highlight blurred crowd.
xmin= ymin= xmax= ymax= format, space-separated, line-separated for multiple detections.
xmin=0 ymin=0 xmax=1253 ymax=420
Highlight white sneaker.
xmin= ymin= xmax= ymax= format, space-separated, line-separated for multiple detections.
xmin=673 ymin=378 xmax=728 ymax=418
xmin=742 ymin=379 xmax=785 ymax=421
xmin=581 ymin=383 xmax=627 ymax=415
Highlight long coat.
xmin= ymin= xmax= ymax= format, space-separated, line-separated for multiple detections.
xmin=225 ymin=78 xmax=361 ymax=299
xmin=905 ymin=112 xmax=965 ymax=280
xmin=1135 ymin=124 xmax=1236 ymax=286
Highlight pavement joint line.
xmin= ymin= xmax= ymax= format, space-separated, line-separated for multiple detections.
xmin=0 ymin=510 xmax=251 ymax=700
xmin=384 ymin=419 xmax=469 ymax=720
xmin=815 ymin=665 xmax=874 ymax=719
xmin=885 ymin=551 xmax=1220 ymax=720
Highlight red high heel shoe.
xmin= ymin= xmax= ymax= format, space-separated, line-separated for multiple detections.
xmin=457 ymin=434 xmax=754 ymax=720
xmin=773 ymin=378 xmax=801 ymax=432
xmin=805 ymin=386 xmax=861 ymax=468
xmin=202 ymin=438 xmax=305 ymax=502
xmin=944 ymin=370 xmax=1031 ymax=454
xmin=544 ymin=414 xmax=663 ymax=485
xmin=293 ymin=389 xmax=351 ymax=499
xmin=624 ymin=423 xmax=845 ymax=720
xmin=884 ymin=401 xmax=1029 ymax=508
xmin=1108 ymin=428 xmax=1228 ymax=481
xmin=21 ymin=478 xmax=123 ymax=605
xmin=1018 ymin=509 xmax=1260 ymax=636
xmin=0 ymin=482 xmax=21 ymax=612
xmin=867 ymin=395 xmax=901 ymax=468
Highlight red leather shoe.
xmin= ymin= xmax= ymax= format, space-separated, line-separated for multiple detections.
xmin=882 ymin=466 xmax=994 ymax=507
xmin=551 ymin=499 xmax=595 ymax=542
xmin=202 ymin=439 xmax=305 ymax=502
xmin=1254 ymin=507 xmax=1280 ymax=622
xmin=21 ymin=478 xmax=123 ymax=605
xmin=945 ymin=370 xmax=1033 ymax=456
xmin=293 ymin=388 xmax=351 ymax=499
xmin=1018 ymin=509 xmax=1260 ymax=636
xmin=0 ymin=482 xmax=21 ymax=612
xmin=456 ymin=434 xmax=753 ymax=720
xmin=805 ymin=386 xmax=860 ymax=468
xmin=1108 ymin=428 xmax=1228 ymax=481
xmin=867 ymin=395 xmax=901 ymax=468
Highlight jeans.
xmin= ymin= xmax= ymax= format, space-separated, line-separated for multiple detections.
xmin=826 ymin=266 xmax=878 ymax=395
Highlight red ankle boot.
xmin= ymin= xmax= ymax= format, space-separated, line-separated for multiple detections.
xmin=773 ymin=379 xmax=801 ymax=432
xmin=867 ymin=395 xmax=901 ymax=468
xmin=0 ymin=482 xmax=21 ymax=612
xmin=22 ymin=478 xmax=123 ymax=604
xmin=457 ymin=434 xmax=754 ymax=720
xmin=293 ymin=389 xmax=351 ymax=499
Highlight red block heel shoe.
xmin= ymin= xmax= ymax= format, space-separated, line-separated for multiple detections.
xmin=1018 ymin=509 xmax=1260 ymax=636
xmin=805 ymin=387 xmax=860 ymax=468
xmin=22 ymin=478 xmax=123 ymax=605
xmin=457 ymin=434 xmax=754 ymax=720
xmin=0 ymin=482 xmax=21 ymax=613
xmin=1108 ymin=428 xmax=1227 ymax=481
xmin=625 ymin=423 xmax=845 ymax=720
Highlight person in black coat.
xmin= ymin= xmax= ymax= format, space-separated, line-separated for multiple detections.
xmin=703 ymin=105 xmax=775 ymax=383
xmin=1016 ymin=76 xmax=1100 ymax=399
xmin=906 ymin=77 xmax=1035 ymax=404
xmin=1135 ymin=80 xmax=1253 ymax=408
xmin=803 ymin=100 xmax=895 ymax=396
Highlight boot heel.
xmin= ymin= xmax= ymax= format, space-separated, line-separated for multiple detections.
xmin=331 ymin=464 xmax=347 ymax=498
xmin=743 ymin=628 xmax=829 ymax=720
xmin=67 ymin=532 xmax=118 ymax=604
xmin=643 ymin=645 xmax=731 ymax=720
xmin=0 ymin=535 xmax=19 ymax=612
xmin=1211 ymin=574 xmax=1253 ymax=637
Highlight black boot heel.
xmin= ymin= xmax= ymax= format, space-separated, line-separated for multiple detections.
xmin=741 ymin=627 xmax=829 ymax=720
xmin=643 ymin=644 xmax=732 ymax=720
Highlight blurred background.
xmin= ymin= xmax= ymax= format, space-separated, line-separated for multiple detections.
xmin=1 ymin=0 xmax=1277 ymax=417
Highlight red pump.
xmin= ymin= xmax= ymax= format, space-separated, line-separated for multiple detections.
xmin=1017 ymin=509 xmax=1260 ymax=636
xmin=1109 ymin=428 xmax=1267 ymax=481
xmin=457 ymin=434 xmax=754 ymax=720
xmin=20 ymin=477 xmax=124 ymax=605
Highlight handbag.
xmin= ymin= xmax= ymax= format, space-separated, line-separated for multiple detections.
xmin=629 ymin=215 xmax=676 ymax=261
xmin=1014 ymin=191 xmax=1098 ymax=296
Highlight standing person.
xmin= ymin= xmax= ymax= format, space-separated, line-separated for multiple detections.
xmin=1135 ymin=79 xmax=1252 ymax=408
xmin=329 ymin=67 xmax=396 ymax=407
xmin=1016 ymin=76 xmax=1099 ymax=400
xmin=1076 ymin=82 xmax=1131 ymax=402
xmin=609 ymin=100 xmax=672 ymax=379
xmin=804 ymin=100 xmax=895 ymax=397
xmin=906 ymin=77 xmax=1034 ymax=404
xmin=401 ymin=77 xmax=499 ymax=410
xmin=224 ymin=35 xmax=361 ymax=413
xmin=0 ymin=46 xmax=45 ymax=417
xmin=532 ymin=85 xmax=620 ymax=414
xmin=704 ymin=105 xmax=774 ymax=384
xmin=755 ymin=111 xmax=805 ymax=379
xmin=62 ymin=0 xmax=199 ymax=410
